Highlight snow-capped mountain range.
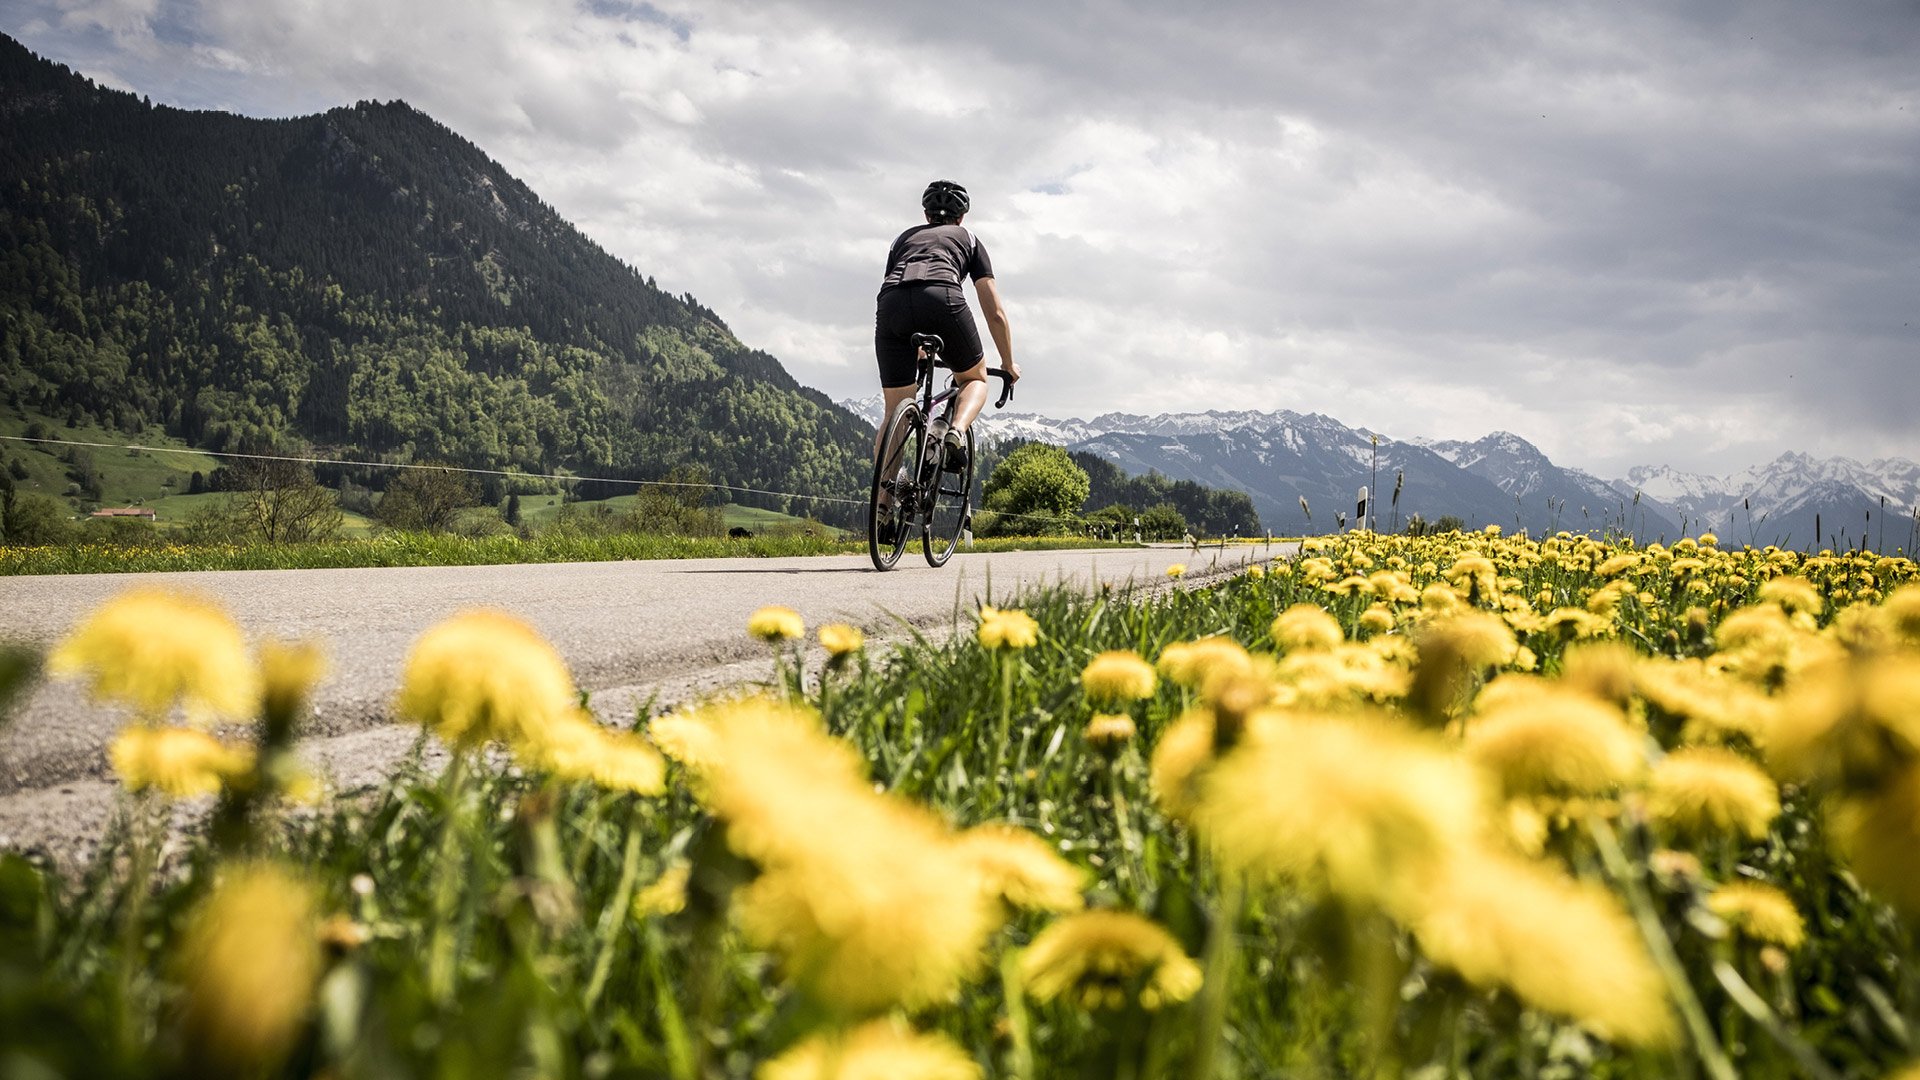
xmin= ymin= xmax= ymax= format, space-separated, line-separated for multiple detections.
xmin=836 ymin=396 xmax=1920 ymax=549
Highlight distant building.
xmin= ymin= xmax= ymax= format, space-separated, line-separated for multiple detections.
xmin=89 ymin=507 xmax=156 ymax=521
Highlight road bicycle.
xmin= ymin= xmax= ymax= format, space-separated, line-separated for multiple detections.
xmin=867 ymin=333 xmax=1014 ymax=570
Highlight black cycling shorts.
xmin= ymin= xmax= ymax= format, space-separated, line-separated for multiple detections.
xmin=874 ymin=283 xmax=985 ymax=388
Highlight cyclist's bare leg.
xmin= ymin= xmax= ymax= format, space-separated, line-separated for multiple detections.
xmin=945 ymin=359 xmax=991 ymax=435
xmin=873 ymin=382 xmax=918 ymax=509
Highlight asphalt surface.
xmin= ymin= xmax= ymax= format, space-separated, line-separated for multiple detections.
xmin=0 ymin=543 xmax=1284 ymax=799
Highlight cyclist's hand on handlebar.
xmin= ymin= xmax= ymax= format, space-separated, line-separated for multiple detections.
xmin=1003 ymin=359 xmax=1022 ymax=383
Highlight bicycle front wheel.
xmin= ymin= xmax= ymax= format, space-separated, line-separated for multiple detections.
xmin=868 ymin=401 xmax=924 ymax=571
xmin=923 ymin=423 xmax=975 ymax=567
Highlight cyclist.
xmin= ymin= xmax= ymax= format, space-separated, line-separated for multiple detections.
xmin=871 ymin=180 xmax=1018 ymax=536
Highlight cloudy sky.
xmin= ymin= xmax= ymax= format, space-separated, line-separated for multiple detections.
xmin=7 ymin=0 xmax=1917 ymax=478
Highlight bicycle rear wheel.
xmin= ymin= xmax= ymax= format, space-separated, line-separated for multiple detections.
xmin=868 ymin=401 xmax=924 ymax=571
xmin=923 ymin=422 xmax=974 ymax=567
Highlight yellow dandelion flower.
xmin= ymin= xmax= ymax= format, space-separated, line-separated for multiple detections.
xmin=667 ymin=697 xmax=857 ymax=782
xmin=1325 ymin=574 xmax=1376 ymax=598
xmin=1020 ymin=910 xmax=1202 ymax=1011
xmin=1767 ymin=654 xmax=1920 ymax=789
xmin=1707 ymin=881 xmax=1805 ymax=950
xmin=1561 ymin=642 xmax=1638 ymax=709
xmin=1465 ymin=689 xmax=1644 ymax=798
xmin=1156 ymin=636 xmax=1253 ymax=692
xmin=176 ymin=862 xmax=322 ymax=1074
xmin=749 ymin=605 xmax=805 ymax=642
xmin=109 ymin=726 xmax=253 ymax=798
xmin=1408 ymin=851 xmax=1674 ymax=1047
xmin=1634 ymin=657 xmax=1775 ymax=745
xmin=1298 ymin=557 xmax=1338 ymax=582
xmin=1245 ymin=563 xmax=1267 ymax=579
xmin=1829 ymin=601 xmax=1893 ymax=653
xmin=1451 ymin=553 xmax=1497 ymax=580
xmin=1421 ymin=611 xmax=1519 ymax=669
xmin=49 ymin=588 xmax=259 ymax=723
xmin=1883 ymin=584 xmax=1920 ymax=646
xmin=396 ymin=610 xmax=576 ymax=747
xmin=1272 ymin=643 xmax=1411 ymax=708
xmin=1831 ymin=766 xmax=1920 ymax=915
xmin=1081 ymin=650 xmax=1157 ymax=703
xmin=1543 ymin=607 xmax=1612 ymax=639
xmin=959 ymin=823 xmax=1086 ymax=913
xmin=1372 ymin=571 xmax=1421 ymax=605
xmin=1697 ymin=532 xmax=1719 ymax=547
xmin=1149 ymin=710 xmax=1218 ymax=821
xmin=1757 ymin=576 xmax=1824 ymax=616
xmin=525 ymin=710 xmax=668 ymax=795
xmin=1444 ymin=554 xmax=1499 ymax=599
xmin=1586 ymin=582 xmax=1628 ymax=616
xmin=1716 ymin=604 xmax=1798 ymax=651
xmin=633 ymin=862 xmax=690 ymax=918
xmin=646 ymin=711 xmax=724 ymax=772
xmin=1595 ymin=553 xmax=1642 ymax=577
xmin=1197 ymin=713 xmax=1487 ymax=904
xmin=1648 ymin=747 xmax=1779 ymax=840
xmin=978 ymin=606 xmax=1039 ymax=650
xmin=1358 ymin=604 xmax=1396 ymax=634
xmin=1272 ymin=604 xmax=1344 ymax=652
xmin=1165 ymin=563 xmax=1187 ymax=579
xmin=1084 ymin=712 xmax=1138 ymax=751
xmin=701 ymin=699 xmax=993 ymax=1012
xmin=819 ymin=623 xmax=865 ymax=657
xmin=758 ymin=1019 xmax=980 ymax=1080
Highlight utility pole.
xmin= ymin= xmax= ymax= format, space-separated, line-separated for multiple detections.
xmin=1369 ymin=434 xmax=1379 ymax=532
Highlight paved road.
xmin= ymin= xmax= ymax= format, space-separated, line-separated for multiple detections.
xmin=0 ymin=544 xmax=1282 ymax=797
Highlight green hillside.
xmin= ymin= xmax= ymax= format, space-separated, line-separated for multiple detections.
xmin=0 ymin=33 xmax=867 ymax=525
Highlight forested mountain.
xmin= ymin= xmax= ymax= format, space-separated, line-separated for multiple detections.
xmin=0 ymin=34 xmax=869 ymax=516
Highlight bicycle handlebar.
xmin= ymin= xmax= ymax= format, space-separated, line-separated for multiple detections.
xmin=988 ymin=368 xmax=1016 ymax=409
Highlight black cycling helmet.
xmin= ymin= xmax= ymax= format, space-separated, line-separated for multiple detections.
xmin=922 ymin=179 xmax=970 ymax=222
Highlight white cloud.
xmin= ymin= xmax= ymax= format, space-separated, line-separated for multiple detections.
xmin=5 ymin=0 xmax=1916 ymax=479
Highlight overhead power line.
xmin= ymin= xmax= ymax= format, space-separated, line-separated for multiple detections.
xmin=0 ymin=433 xmax=1093 ymax=528
xmin=0 ymin=433 xmax=872 ymax=507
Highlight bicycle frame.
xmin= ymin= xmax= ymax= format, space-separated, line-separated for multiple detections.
xmin=866 ymin=333 xmax=1012 ymax=571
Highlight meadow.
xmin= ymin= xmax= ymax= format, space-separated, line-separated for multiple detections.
xmin=4 ymin=528 xmax=1920 ymax=1079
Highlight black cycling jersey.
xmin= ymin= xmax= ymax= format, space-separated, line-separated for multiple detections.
xmin=878 ymin=223 xmax=994 ymax=293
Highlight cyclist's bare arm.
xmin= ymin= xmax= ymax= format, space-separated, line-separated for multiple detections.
xmin=975 ymin=276 xmax=1018 ymax=382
